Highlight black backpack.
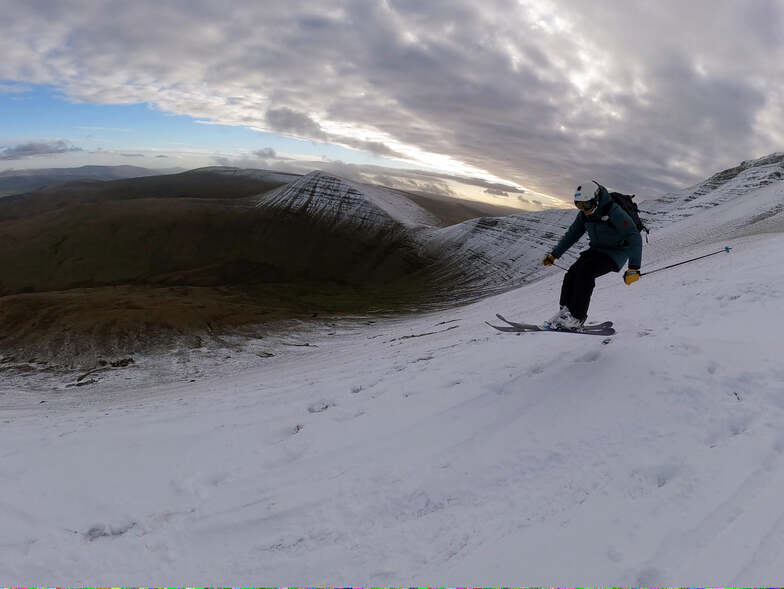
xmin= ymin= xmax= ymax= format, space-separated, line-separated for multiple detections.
xmin=608 ymin=191 xmax=650 ymax=238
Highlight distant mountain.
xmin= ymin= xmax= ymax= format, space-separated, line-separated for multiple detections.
xmin=0 ymin=165 xmax=183 ymax=196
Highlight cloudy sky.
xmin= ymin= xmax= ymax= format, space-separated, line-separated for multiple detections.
xmin=1 ymin=0 xmax=782 ymax=207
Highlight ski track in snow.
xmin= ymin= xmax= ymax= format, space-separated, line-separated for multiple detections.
xmin=1 ymin=168 xmax=784 ymax=583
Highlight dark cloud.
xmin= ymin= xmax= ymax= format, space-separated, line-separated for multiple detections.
xmin=155 ymin=154 xmax=169 ymax=158
xmin=265 ymin=107 xmax=327 ymax=139
xmin=0 ymin=1 xmax=781 ymax=199
xmin=0 ymin=140 xmax=82 ymax=160
xmin=120 ymin=152 xmax=145 ymax=157
xmin=337 ymin=138 xmax=404 ymax=159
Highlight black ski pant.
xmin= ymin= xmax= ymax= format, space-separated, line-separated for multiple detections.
xmin=560 ymin=249 xmax=618 ymax=321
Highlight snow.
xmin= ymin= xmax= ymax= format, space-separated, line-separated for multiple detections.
xmin=420 ymin=208 xmax=579 ymax=294
xmin=2 ymin=161 xmax=784 ymax=584
xmin=260 ymin=170 xmax=441 ymax=228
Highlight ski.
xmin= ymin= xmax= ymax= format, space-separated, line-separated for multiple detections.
xmin=485 ymin=321 xmax=615 ymax=336
xmin=485 ymin=319 xmax=615 ymax=337
xmin=495 ymin=313 xmax=613 ymax=331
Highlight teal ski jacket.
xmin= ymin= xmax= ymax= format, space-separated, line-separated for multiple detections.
xmin=550 ymin=185 xmax=642 ymax=270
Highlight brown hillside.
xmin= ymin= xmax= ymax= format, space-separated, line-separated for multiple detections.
xmin=0 ymin=170 xmax=442 ymax=368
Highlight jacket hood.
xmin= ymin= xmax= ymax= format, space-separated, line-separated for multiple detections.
xmin=593 ymin=183 xmax=612 ymax=210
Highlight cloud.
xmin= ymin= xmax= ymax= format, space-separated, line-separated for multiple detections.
xmin=120 ymin=152 xmax=145 ymax=157
xmin=213 ymin=153 xmax=281 ymax=169
xmin=0 ymin=140 xmax=82 ymax=160
xmin=358 ymin=165 xmax=528 ymax=197
xmin=213 ymin=145 xmax=296 ymax=168
xmin=364 ymin=171 xmax=456 ymax=197
xmin=155 ymin=154 xmax=169 ymax=158
xmin=263 ymin=110 xmax=404 ymax=158
xmin=253 ymin=147 xmax=276 ymax=159
xmin=0 ymin=1 xmax=781 ymax=199
xmin=335 ymin=137 xmax=404 ymax=159
xmin=265 ymin=107 xmax=327 ymax=140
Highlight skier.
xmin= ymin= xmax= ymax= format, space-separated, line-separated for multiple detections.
xmin=541 ymin=181 xmax=642 ymax=329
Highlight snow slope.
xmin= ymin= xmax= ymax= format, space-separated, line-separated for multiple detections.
xmin=643 ymin=152 xmax=784 ymax=223
xmin=2 ymin=161 xmax=784 ymax=585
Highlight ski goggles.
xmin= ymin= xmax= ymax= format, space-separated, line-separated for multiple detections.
xmin=574 ymin=197 xmax=598 ymax=211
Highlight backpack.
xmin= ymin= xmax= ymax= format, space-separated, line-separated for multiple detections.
xmin=608 ymin=191 xmax=650 ymax=239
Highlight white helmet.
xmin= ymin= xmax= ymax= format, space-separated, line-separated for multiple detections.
xmin=574 ymin=181 xmax=599 ymax=202
xmin=574 ymin=181 xmax=600 ymax=212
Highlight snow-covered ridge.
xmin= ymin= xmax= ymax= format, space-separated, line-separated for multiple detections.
xmin=623 ymin=153 xmax=784 ymax=265
xmin=643 ymin=152 xmax=784 ymax=225
xmin=418 ymin=208 xmax=577 ymax=296
xmin=258 ymin=170 xmax=440 ymax=229
xmin=692 ymin=152 xmax=784 ymax=196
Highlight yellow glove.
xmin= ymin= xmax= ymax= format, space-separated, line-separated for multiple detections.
xmin=624 ymin=269 xmax=640 ymax=285
xmin=542 ymin=254 xmax=556 ymax=266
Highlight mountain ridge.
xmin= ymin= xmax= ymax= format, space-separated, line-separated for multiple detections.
xmin=0 ymin=164 xmax=183 ymax=196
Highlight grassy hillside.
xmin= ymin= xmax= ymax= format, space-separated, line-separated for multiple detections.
xmin=0 ymin=169 xmax=457 ymax=366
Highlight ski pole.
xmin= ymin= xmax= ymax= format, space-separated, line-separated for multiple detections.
xmin=640 ymin=246 xmax=732 ymax=277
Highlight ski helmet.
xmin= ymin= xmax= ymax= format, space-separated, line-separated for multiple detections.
xmin=574 ymin=181 xmax=599 ymax=213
